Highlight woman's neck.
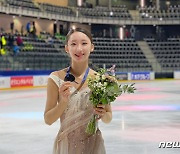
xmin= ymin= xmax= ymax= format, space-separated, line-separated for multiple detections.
xmin=70 ymin=62 xmax=89 ymax=78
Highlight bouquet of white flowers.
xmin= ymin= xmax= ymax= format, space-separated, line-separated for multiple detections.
xmin=85 ymin=69 xmax=136 ymax=135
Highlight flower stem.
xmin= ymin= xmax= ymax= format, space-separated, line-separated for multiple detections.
xmin=85 ymin=115 xmax=97 ymax=135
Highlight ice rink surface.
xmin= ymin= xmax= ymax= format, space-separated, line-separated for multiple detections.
xmin=0 ymin=80 xmax=180 ymax=154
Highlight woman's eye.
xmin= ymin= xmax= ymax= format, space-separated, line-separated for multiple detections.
xmin=71 ymin=43 xmax=76 ymax=46
xmin=82 ymin=42 xmax=87 ymax=45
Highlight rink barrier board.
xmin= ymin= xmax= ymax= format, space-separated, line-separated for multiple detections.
xmin=0 ymin=75 xmax=48 ymax=89
xmin=0 ymin=71 xmax=154 ymax=89
xmin=174 ymin=71 xmax=180 ymax=79
xmin=1 ymin=71 xmax=180 ymax=89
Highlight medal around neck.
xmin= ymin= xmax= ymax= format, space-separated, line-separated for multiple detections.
xmin=64 ymin=74 xmax=78 ymax=84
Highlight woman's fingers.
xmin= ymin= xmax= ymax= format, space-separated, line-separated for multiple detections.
xmin=59 ymin=82 xmax=72 ymax=93
xmin=98 ymin=107 xmax=105 ymax=112
xmin=62 ymin=90 xmax=70 ymax=97
xmin=58 ymin=82 xmax=73 ymax=101
xmin=95 ymin=106 xmax=106 ymax=113
xmin=94 ymin=105 xmax=106 ymax=120
xmin=94 ymin=110 xmax=105 ymax=115
xmin=97 ymin=104 xmax=105 ymax=108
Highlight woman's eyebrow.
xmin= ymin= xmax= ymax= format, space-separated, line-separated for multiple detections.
xmin=70 ymin=39 xmax=88 ymax=42
xmin=70 ymin=40 xmax=77 ymax=42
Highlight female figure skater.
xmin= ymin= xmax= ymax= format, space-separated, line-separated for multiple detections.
xmin=44 ymin=27 xmax=112 ymax=154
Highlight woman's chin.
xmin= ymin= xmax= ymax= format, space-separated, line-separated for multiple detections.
xmin=74 ymin=58 xmax=87 ymax=63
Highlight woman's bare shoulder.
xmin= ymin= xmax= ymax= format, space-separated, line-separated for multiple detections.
xmin=50 ymin=68 xmax=68 ymax=81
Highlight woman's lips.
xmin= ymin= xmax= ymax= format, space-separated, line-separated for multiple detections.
xmin=75 ymin=53 xmax=84 ymax=58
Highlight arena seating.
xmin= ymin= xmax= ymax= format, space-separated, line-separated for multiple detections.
xmin=145 ymin=37 xmax=180 ymax=71
xmin=2 ymin=33 xmax=180 ymax=72
xmin=5 ymin=0 xmax=40 ymax=11
xmin=77 ymin=6 xmax=132 ymax=19
xmin=39 ymin=3 xmax=75 ymax=16
xmin=1 ymin=34 xmax=153 ymax=72
xmin=0 ymin=56 xmax=11 ymax=70
xmin=4 ymin=35 xmax=70 ymax=70
xmin=90 ymin=37 xmax=152 ymax=72
xmin=0 ymin=2 xmax=179 ymax=73
xmin=138 ymin=5 xmax=180 ymax=20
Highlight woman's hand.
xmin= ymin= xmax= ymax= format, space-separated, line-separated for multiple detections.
xmin=94 ymin=104 xmax=106 ymax=120
xmin=59 ymin=81 xmax=72 ymax=103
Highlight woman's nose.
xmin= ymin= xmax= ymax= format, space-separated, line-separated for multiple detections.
xmin=77 ymin=45 xmax=83 ymax=52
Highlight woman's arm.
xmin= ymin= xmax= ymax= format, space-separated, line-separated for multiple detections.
xmin=95 ymin=104 xmax=112 ymax=124
xmin=44 ymin=78 xmax=72 ymax=125
xmin=101 ymin=104 xmax=112 ymax=123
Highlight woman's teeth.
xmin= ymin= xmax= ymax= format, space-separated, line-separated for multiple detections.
xmin=75 ymin=54 xmax=84 ymax=57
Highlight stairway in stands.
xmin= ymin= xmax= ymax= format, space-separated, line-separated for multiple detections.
xmin=137 ymin=41 xmax=162 ymax=72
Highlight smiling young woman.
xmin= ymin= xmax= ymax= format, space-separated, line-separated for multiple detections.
xmin=44 ymin=27 xmax=112 ymax=154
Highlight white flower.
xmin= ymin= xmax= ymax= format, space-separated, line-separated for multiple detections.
xmin=86 ymin=68 xmax=136 ymax=135
xmin=96 ymin=82 xmax=102 ymax=88
xmin=102 ymin=75 xmax=106 ymax=80
xmin=95 ymin=75 xmax=100 ymax=81
xmin=103 ymin=82 xmax=108 ymax=86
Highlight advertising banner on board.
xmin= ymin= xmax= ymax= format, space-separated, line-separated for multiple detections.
xmin=131 ymin=72 xmax=153 ymax=80
xmin=0 ymin=77 xmax=10 ymax=89
xmin=115 ymin=72 xmax=128 ymax=80
xmin=33 ymin=75 xmax=48 ymax=86
xmin=174 ymin=71 xmax=180 ymax=79
xmin=10 ymin=76 xmax=33 ymax=87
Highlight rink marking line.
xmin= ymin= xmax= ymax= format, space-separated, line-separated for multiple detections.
xmin=0 ymin=105 xmax=180 ymax=120
xmin=0 ymin=86 xmax=46 ymax=91
xmin=0 ymin=112 xmax=43 ymax=120
xmin=112 ymin=105 xmax=180 ymax=111
xmin=116 ymin=93 xmax=170 ymax=101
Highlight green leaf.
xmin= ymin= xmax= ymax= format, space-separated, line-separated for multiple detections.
xmin=101 ymin=97 xmax=108 ymax=104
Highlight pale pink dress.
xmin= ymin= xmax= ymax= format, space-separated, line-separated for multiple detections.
xmin=49 ymin=74 xmax=106 ymax=154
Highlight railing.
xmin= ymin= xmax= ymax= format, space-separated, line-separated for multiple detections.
xmin=0 ymin=5 xmax=180 ymax=25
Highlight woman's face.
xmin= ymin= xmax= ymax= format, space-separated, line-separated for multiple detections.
xmin=65 ymin=31 xmax=94 ymax=63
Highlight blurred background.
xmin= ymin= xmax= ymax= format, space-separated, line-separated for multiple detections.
xmin=0 ymin=0 xmax=179 ymax=82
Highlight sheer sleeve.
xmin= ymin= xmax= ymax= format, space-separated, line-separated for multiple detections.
xmin=49 ymin=74 xmax=63 ymax=88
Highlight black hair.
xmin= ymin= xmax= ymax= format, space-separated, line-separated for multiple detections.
xmin=65 ymin=27 xmax=93 ymax=44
